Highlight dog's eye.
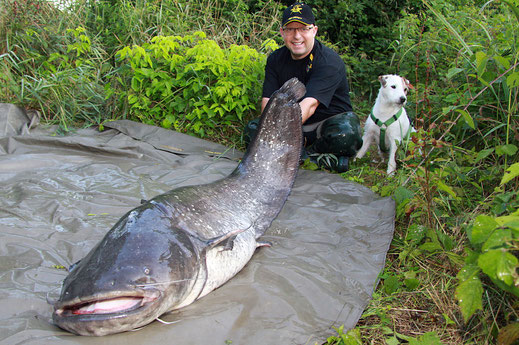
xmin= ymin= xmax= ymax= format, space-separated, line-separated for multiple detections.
xmin=391 ymin=85 xmax=396 ymax=89
xmin=404 ymin=88 xmax=408 ymax=92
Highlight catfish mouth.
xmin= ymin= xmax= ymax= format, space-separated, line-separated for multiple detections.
xmin=54 ymin=290 xmax=161 ymax=319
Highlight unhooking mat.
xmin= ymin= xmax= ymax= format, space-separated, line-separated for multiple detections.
xmin=0 ymin=103 xmax=395 ymax=344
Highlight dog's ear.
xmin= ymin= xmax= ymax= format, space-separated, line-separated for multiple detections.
xmin=403 ymin=77 xmax=415 ymax=90
xmin=378 ymin=75 xmax=388 ymax=87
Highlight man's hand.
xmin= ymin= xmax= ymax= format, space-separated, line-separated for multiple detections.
xmin=261 ymin=97 xmax=319 ymax=124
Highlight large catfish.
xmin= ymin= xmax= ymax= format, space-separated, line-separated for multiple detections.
xmin=52 ymin=78 xmax=305 ymax=336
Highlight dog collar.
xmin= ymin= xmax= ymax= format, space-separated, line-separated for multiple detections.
xmin=370 ymin=107 xmax=404 ymax=153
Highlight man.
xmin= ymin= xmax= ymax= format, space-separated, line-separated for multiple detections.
xmin=245 ymin=2 xmax=362 ymax=173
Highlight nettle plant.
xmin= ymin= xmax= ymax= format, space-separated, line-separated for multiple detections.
xmin=456 ymin=163 xmax=519 ymax=323
xmin=116 ymin=31 xmax=265 ymax=138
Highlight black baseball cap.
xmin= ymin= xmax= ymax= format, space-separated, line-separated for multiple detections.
xmin=282 ymin=3 xmax=315 ymax=27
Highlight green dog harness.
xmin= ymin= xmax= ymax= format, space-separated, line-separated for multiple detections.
xmin=369 ymin=107 xmax=409 ymax=153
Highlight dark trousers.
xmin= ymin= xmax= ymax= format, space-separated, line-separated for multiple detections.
xmin=244 ymin=111 xmax=363 ymax=158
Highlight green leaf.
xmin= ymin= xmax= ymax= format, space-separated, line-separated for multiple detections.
xmin=491 ymin=192 xmax=516 ymax=216
xmin=496 ymin=144 xmax=518 ymax=157
xmin=128 ymin=94 xmax=138 ymax=105
xmin=478 ymin=249 xmax=518 ymax=286
xmin=455 ymin=109 xmax=475 ymax=129
xmin=446 ymin=67 xmax=465 ymax=80
xmin=475 ymin=51 xmax=488 ymax=76
xmin=501 ymin=162 xmax=519 ymax=185
xmin=469 ymin=215 xmax=498 ymax=245
xmin=436 ymin=180 xmax=457 ymax=198
xmin=503 ymin=219 xmax=519 ymax=232
xmin=506 ymin=72 xmax=519 ymax=88
xmin=457 ymin=263 xmax=480 ymax=281
xmin=404 ymin=278 xmax=420 ymax=291
xmin=393 ymin=186 xmax=414 ymax=204
xmin=386 ymin=337 xmax=399 ymax=345
xmin=494 ymin=55 xmax=511 ymax=70
xmin=161 ymin=114 xmax=175 ymax=129
xmin=131 ymin=77 xmax=141 ymax=92
xmin=406 ymin=224 xmax=427 ymax=243
xmin=475 ymin=148 xmax=494 ymax=162
xmin=477 ymin=74 xmax=491 ymax=87
xmin=420 ymin=241 xmax=443 ymax=252
xmin=464 ymin=248 xmax=480 ymax=265
xmin=383 ymin=275 xmax=401 ymax=295
xmin=336 ymin=327 xmax=363 ymax=345
xmin=437 ymin=231 xmax=455 ymax=251
xmin=455 ymin=266 xmax=483 ymax=322
xmin=408 ymin=332 xmax=445 ymax=345
xmin=481 ymin=228 xmax=512 ymax=252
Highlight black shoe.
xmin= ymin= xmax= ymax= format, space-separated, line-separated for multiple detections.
xmin=327 ymin=155 xmax=349 ymax=173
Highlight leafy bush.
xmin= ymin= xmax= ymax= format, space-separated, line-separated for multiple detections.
xmin=115 ymin=32 xmax=266 ymax=139
xmin=456 ymin=163 xmax=519 ymax=323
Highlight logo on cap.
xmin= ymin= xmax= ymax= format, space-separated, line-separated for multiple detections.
xmin=291 ymin=4 xmax=303 ymax=14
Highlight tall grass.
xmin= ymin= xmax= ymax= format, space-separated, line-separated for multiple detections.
xmin=1 ymin=0 xmax=110 ymax=129
xmin=0 ymin=0 xmax=281 ymax=130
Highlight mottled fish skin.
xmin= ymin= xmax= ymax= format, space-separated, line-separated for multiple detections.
xmin=52 ymin=78 xmax=305 ymax=336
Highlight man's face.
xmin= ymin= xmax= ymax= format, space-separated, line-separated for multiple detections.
xmin=280 ymin=22 xmax=317 ymax=60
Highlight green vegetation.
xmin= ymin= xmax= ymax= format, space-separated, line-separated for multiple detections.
xmin=117 ymin=31 xmax=266 ymax=138
xmin=1 ymin=0 xmax=518 ymax=344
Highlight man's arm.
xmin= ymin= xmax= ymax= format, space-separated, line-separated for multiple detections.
xmin=299 ymin=97 xmax=319 ymax=124
xmin=261 ymin=97 xmax=270 ymax=113
xmin=261 ymin=96 xmax=319 ymax=124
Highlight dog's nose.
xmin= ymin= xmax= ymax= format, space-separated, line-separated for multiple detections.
xmin=399 ymin=96 xmax=407 ymax=104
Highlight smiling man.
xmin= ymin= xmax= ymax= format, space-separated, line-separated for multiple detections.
xmin=252 ymin=2 xmax=362 ymax=173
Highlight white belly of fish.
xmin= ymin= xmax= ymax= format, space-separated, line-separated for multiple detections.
xmin=199 ymin=230 xmax=258 ymax=298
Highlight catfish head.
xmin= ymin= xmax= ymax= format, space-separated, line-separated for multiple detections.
xmin=53 ymin=202 xmax=201 ymax=336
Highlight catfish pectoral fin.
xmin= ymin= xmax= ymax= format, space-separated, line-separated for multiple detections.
xmin=220 ymin=235 xmax=237 ymax=251
xmin=201 ymin=226 xmax=250 ymax=250
xmin=256 ymin=241 xmax=272 ymax=248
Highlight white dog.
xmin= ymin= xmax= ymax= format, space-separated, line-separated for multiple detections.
xmin=355 ymin=74 xmax=414 ymax=175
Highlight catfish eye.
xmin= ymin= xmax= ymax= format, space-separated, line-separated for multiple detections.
xmin=391 ymin=85 xmax=396 ymax=89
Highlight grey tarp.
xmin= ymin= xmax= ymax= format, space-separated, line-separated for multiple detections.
xmin=0 ymin=103 xmax=395 ymax=344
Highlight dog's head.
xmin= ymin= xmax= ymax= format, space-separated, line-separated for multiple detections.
xmin=378 ymin=75 xmax=413 ymax=106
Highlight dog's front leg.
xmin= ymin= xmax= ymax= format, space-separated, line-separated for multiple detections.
xmin=387 ymin=139 xmax=398 ymax=175
xmin=355 ymin=133 xmax=371 ymax=160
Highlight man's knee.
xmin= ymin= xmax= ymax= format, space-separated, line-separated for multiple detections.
xmin=311 ymin=112 xmax=363 ymax=157
xmin=243 ymin=118 xmax=260 ymax=147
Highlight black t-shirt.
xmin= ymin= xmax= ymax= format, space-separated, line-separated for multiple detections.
xmin=262 ymin=39 xmax=353 ymax=124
